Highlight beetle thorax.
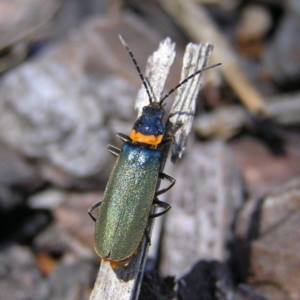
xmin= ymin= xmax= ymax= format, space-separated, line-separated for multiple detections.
xmin=129 ymin=104 xmax=165 ymax=146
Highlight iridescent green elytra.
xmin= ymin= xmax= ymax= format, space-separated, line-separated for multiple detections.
xmin=95 ymin=143 xmax=160 ymax=264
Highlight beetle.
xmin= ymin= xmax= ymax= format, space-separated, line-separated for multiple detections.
xmin=89 ymin=36 xmax=220 ymax=268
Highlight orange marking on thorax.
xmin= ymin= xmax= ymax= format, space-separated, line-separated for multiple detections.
xmin=130 ymin=130 xmax=163 ymax=146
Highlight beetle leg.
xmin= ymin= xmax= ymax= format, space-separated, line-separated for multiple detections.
xmin=107 ymin=145 xmax=121 ymax=157
xmin=117 ymin=131 xmax=132 ymax=143
xmin=88 ymin=201 xmax=102 ymax=222
xmin=149 ymin=198 xmax=171 ymax=218
xmin=155 ymin=173 xmax=176 ymax=196
xmin=160 ymin=136 xmax=174 ymax=145
xmin=144 ymin=227 xmax=151 ymax=245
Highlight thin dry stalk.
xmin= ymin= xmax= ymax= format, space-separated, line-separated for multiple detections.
xmin=158 ymin=0 xmax=268 ymax=116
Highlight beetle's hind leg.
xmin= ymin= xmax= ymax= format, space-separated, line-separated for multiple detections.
xmin=149 ymin=198 xmax=171 ymax=218
xmin=88 ymin=201 xmax=102 ymax=222
xmin=155 ymin=173 xmax=176 ymax=196
xmin=145 ymin=198 xmax=171 ymax=246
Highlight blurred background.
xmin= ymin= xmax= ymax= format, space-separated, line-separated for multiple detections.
xmin=0 ymin=0 xmax=300 ymax=299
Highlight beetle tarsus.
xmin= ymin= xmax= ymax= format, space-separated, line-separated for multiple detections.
xmin=88 ymin=201 xmax=102 ymax=222
xmin=155 ymin=173 xmax=176 ymax=196
xmin=149 ymin=198 xmax=171 ymax=218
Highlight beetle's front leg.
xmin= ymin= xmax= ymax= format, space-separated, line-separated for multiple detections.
xmin=116 ymin=131 xmax=132 ymax=143
xmin=160 ymin=136 xmax=174 ymax=145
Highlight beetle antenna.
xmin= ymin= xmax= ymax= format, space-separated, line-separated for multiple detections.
xmin=119 ymin=35 xmax=153 ymax=104
xmin=159 ymin=63 xmax=221 ymax=105
xmin=145 ymin=77 xmax=158 ymax=103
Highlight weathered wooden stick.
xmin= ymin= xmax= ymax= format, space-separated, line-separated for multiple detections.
xmin=160 ymin=141 xmax=243 ymax=277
